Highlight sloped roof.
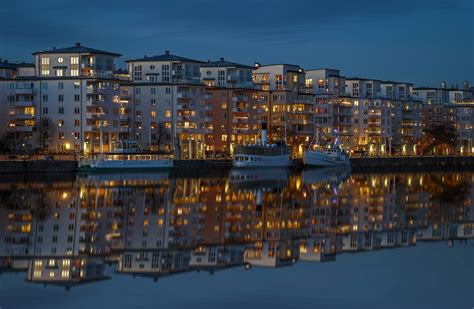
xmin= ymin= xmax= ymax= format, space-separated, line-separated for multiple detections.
xmin=201 ymin=58 xmax=253 ymax=69
xmin=126 ymin=51 xmax=204 ymax=63
xmin=33 ymin=43 xmax=120 ymax=56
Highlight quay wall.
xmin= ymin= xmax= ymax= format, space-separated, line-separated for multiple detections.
xmin=349 ymin=156 xmax=474 ymax=172
xmin=0 ymin=157 xmax=473 ymax=173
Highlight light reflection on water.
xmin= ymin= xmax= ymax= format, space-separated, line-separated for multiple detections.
xmin=0 ymin=168 xmax=472 ymax=308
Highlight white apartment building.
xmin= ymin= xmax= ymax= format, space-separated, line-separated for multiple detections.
xmin=200 ymin=57 xmax=253 ymax=88
xmin=306 ymin=69 xmax=345 ymax=142
xmin=380 ymin=81 xmax=413 ymax=100
xmin=126 ymin=51 xmax=207 ymax=158
xmin=345 ymin=78 xmax=382 ymax=98
xmin=0 ymin=43 xmax=124 ymax=154
xmin=412 ymin=86 xmax=449 ymax=104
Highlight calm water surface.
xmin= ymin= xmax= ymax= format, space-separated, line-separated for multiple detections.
xmin=0 ymin=168 xmax=473 ymax=309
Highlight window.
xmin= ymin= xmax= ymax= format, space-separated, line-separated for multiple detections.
xmin=218 ymin=70 xmax=225 ymax=86
xmin=165 ymin=111 xmax=171 ymax=117
xmin=58 ymin=95 xmax=64 ymax=102
xmin=42 ymin=82 xmax=48 ymax=89
xmin=134 ymin=65 xmax=142 ymax=81
xmin=58 ymin=82 xmax=64 ymax=89
xmin=41 ymin=57 xmax=49 ymax=65
xmin=71 ymin=69 xmax=79 ymax=76
xmin=58 ymin=120 xmax=64 ymax=127
xmin=151 ymin=111 xmax=157 ymax=117
xmin=42 ymin=107 xmax=48 ymax=114
xmin=74 ymin=94 xmax=80 ymax=101
xmin=42 ymin=95 xmax=48 ymax=102
xmin=151 ymin=88 xmax=156 ymax=94
xmin=162 ymin=65 xmax=170 ymax=82
xmin=165 ymin=87 xmax=171 ymax=94
xmin=74 ymin=107 xmax=80 ymax=114
xmin=74 ymin=120 xmax=80 ymax=126
xmin=74 ymin=81 xmax=80 ymax=89
xmin=58 ymin=107 xmax=64 ymax=114
xmin=71 ymin=56 xmax=79 ymax=64
xmin=55 ymin=69 xmax=64 ymax=77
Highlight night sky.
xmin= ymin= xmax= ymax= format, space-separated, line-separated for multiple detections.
xmin=1 ymin=0 xmax=472 ymax=87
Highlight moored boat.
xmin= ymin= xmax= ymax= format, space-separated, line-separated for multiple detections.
xmin=233 ymin=122 xmax=291 ymax=168
xmin=77 ymin=140 xmax=173 ymax=172
xmin=303 ymin=129 xmax=350 ymax=167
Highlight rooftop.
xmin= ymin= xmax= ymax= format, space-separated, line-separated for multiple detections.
xmin=32 ymin=43 xmax=121 ymax=57
xmin=201 ymin=58 xmax=252 ymax=69
xmin=126 ymin=50 xmax=205 ymax=63
xmin=0 ymin=59 xmax=34 ymax=70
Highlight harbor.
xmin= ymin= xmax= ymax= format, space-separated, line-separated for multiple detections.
xmin=0 ymin=156 xmax=474 ymax=173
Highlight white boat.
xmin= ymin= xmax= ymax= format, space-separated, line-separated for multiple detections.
xmin=233 ymin=122 xmax=291 ymax=168
xmin=303 ymin=129 xmax=350 ymax=167
xmin=77 ymin=140 xmax=173 ymax=172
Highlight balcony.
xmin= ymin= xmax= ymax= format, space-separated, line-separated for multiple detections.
xmin=205 ymin=117 xmax=212 ymax=122
xmin=15 ymin=101 xmax=35 ymax=107
xmin=86 ymin=87 xmax=107 ymax=95
xmin=232 ymin=96 xmax=248 ymax=102
xmin=14 ymin=88 xmax=35 ymax=95
xmin=86 ymin=100 xmax=103 ymax=106
xmin=176 ymin=92 xmax=190 ymax=99
xmin=15 ymin=126 xmax=34 ymax=132
xmin=14 ymin=113 xmax=34 ymax=120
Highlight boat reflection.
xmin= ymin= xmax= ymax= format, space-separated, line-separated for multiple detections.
xmin=0 ymin=170 xmax=472 ymax=289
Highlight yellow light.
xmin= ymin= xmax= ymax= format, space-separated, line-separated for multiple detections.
xmin=65 ymin=143 xmax=71 ymax=150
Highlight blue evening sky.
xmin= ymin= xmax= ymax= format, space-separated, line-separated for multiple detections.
xmin=0 ymin=0 xmax=472 ymax=87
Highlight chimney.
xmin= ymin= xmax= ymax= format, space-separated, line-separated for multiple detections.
xmin=144 ymin=55 xmax=147 ymax=58
xmin=261 ymin=122 xmax=268 ymax=146
xmin=463 ymin=81 xmax=469 ymax=90
xmin=53 ymin=47 xmax=56 ymax=50
xmin=220 ymin=57 xmax=224 ymax=61
xmin=0 ymin=58 xmax=2 ymax=63
xmin=165 ymin=50 xmax=170 ymax=55
xmin=441 ymin=81 xmax=446 ymax=89
xmin=75 ymin=42 xmax=81 ymax=47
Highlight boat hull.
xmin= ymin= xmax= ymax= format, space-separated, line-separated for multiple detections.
xmin=78 ymin=159 xmax=173 ymax=172
xmin=303 ymin=151 xmax=350 ymax=167
xmin=233 ymin=154 xmax=291 ymax=168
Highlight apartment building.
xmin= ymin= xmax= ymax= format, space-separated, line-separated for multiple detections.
xmin=455 ymin=101 xmax=474 ymax=155
xmin=0 ymin=43 xmax=124 ymax=153
xmin=306 ymin=69 xmax=345 ymax=145
xmin=200 ymin=58 xmax=259 ymax=156
xmin=345 ymin=78 xmax=422 ymax=155
xmin=126 ymin=51 xmax=206 ymax=158
xmin=253 ymin=64 xmax=312 ymax=157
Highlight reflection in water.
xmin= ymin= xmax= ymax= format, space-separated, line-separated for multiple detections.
xmin=0 ymin=169 xmax=472 ymax=289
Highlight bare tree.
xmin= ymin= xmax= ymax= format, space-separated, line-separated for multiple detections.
xmin=152 ymin=122 xmax=168 ymax=153
xmin=35 ymin=117 xmax=56 ymax=151
xmin=0 ymin=132 xmax=28 ymax=154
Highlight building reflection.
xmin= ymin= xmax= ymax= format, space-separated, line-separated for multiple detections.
xmin=0 ymin=170 xmax=472 ymax=288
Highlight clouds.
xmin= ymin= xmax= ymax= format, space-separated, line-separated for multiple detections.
xmin=0 ymin=0 xmax=472 ymax=85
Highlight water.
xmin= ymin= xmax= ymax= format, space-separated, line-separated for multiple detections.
xmin=0 ymin=168 xmax=473 ymax=309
